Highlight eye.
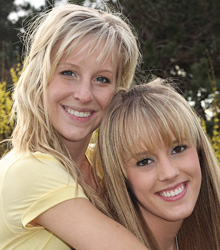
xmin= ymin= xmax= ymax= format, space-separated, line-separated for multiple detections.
xmin=172 ymin=145 xmax=186 ymax=154
xmin=96 ymin=76 xmax=110 ymax=84
xmin=61 ymin=70 xmax=76 ymax=77
xmin=136 ymin=158 xmax=153 ymax=167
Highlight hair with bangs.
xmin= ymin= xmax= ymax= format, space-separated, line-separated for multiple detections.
xmin=96 ymin=78 xmax=220 ymax=249
xmin=113 ymin=84 xmax=200 ymax=159
xmin=9 ymin=3 xmax=141 ymax=207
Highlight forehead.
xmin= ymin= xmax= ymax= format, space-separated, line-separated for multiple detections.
xmin=61 ymin=36 xmax=119 ymax=65
xmin=121 ymin=111 xmax=193 ymax=159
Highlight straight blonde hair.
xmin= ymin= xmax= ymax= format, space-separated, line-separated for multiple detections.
xmin=96 ymin=79 xmax=220 ymax=249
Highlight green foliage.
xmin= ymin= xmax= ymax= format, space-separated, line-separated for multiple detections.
xmin=0 ymin=81 xmax=13 ymax=136
xmin=0 ymin=0 xmax=219 ymax=162
xmin=0 ymin=80 xmax=13 ymax=155
xmin=109 ymin=0 xmax=220 ymax=119
xmin=0 ymin=63 xmax=21 ymax=157
xmin=1 ymin=0 xmax=220 ymax=116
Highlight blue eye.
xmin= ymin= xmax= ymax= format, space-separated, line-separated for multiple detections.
xmin=96 ymin=76 xmax=110 ymax=84
xmin=172 ymin=145 xmax=186 ymax=154
xmin=136 ymin=158 xmax=153 ymax=167
xmin=61 ymin=71 xmax=76 ymax=77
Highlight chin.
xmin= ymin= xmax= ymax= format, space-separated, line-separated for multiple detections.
xmin=170 ymin=210 xmax=194 ymax=222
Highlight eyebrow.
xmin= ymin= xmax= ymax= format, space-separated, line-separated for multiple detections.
xmin=58 ymin=62 xmax=79 ymax=67
xmin=134 ymin=151 xmax=150 ymax=158
xmin=58 ymin=62 xmax=114 ymax=73
xmin=134 ymin=140 xmax=181 ymax=156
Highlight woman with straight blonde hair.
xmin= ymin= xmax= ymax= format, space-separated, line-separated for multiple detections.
xmin=0 ymin=3 xmax=151 ymax=250
xmin=97 ymin=79 xmax=220 ymax=250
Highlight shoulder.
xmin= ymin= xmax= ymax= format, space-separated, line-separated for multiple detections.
xmin=86 ymin=143 xmax=95 ymax=165
xmin=0 ymin=150 xmax=87 ymax=233
xmin=86 ymin=144 xmax=103 ymax=178
xmin=1 ymin=150 xmax=66 ymax=177
xmin=1 ymin=150 xmax=76 ymax=197
xmin=1 ymin=149 xmax=60 ymax=166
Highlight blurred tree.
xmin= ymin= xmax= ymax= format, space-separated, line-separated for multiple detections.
xmin=0 ymin=0 xmax=16 ymax=42
xmin=107 ymin=0 xmax=220 ymax=120
xmin=0 ymin=0 xmax=219 ymax=153
xmin=0 ymin=0 xmax=45 ymax=82
xmin=0 ymin=0 xmax=87 ymax=83
xmin=1 ymin=0 xmax=219 ymax=121
xmin=0 ymin=0 xmax=17 ymax=81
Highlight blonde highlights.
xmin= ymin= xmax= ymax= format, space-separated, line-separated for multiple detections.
xmin=97 ymin=78 xmax=220 ymax=249
xmin=11 ymin=3 xmax=141 ymax=206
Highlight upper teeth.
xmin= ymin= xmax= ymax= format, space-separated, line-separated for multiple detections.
xmin=65 ymin=107 xmax=91 ymax=118
xmin=159 ymin=184 xmax=185 ymax=198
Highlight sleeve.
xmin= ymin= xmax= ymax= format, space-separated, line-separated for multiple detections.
xmin=86 ymin=144 xmax=103 ymax=178
xmin=2 ymin=152 xmax=87 ymax=233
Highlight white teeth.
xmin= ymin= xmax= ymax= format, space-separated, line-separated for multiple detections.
xmin=159 ymin=184 xmax=185 ymax=198
xmin=65 ymin=107 xmax=91 ymax=118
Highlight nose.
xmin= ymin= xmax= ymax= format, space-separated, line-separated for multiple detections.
xmin=73 ymin=78 xmax=93 ymax=103
xmin=158 ymin=157 xmax=180 ymax=182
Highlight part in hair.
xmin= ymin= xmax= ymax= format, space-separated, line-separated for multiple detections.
xmin=97 ymin=78 xmax=220 ymax=249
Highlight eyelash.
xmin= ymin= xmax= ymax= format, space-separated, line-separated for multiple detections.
xmin=61 ymin=70 xmax=76 ymax=77
xmin=96 ymin=76 xmax=110 ymax=84
xmin=60 ymin=71 xmax=111 ymax=84
xmin=172 ymin=145 xmax=187 ymax=154
xmin=136 ymin=158 xmax=153 ymax=167
xmin=136 ymin=145 xmax=187 ymax=167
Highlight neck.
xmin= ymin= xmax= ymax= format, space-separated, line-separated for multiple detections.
xmin=153 ymin=224 xmax=181 ymax=250
xmin=63 ymin=136 xmax=91 ymax=166
xmin=141 ymin=209 xmax=182 ymax=250
xmin=175 ymin=236 xmax=179 ymax=250
xmin=156 ymin=235 xmax=177 ymax=250
xmin=80 ymin=154 xmax=97 ymax=190
xmin=62 ymin=135 xmax=97 ymax=190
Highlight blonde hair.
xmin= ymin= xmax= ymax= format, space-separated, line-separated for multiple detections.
xmin=11 ymin=3 xmax=141 ymax=205
xmin=97 ymin=78 xmax=220 ymax=249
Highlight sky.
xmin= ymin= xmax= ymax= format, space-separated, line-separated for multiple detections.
xmin=9 ymin=0 xmax=68 ymax=21
xmin=9 ymin=0 xmax=102 ymax=21
xmin=15 ymin=0 xmax=46 ymax=8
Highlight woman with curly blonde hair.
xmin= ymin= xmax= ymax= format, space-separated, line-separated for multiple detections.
xmin=0 ymin=3 xmax=151 ymax=250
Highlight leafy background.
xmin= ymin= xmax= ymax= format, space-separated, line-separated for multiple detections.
xmin=0 ymin=0 xmax=219 ymax=161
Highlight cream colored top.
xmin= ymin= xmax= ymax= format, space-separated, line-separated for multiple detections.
xmin=0 ymin=150 xmax=87 ymax=250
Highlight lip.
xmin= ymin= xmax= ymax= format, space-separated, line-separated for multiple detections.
xmin=156 ymin=182 xmax=188 ymax=202
xmin=62 ymin=105 xmax=96 ymax=121
xmin=63 ymin=105 xmax=95 ymax=112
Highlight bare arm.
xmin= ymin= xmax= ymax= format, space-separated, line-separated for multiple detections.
xmin=34 ymin=198 xmax=148 ymax=250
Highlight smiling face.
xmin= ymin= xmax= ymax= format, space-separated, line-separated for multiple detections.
xmin=125 ymin=138 xmax=202 ymax=227
xmin=46 ymin=39 xmax=118 ymax=150
xmin=98 ymin=82 xmax=205 ymax=247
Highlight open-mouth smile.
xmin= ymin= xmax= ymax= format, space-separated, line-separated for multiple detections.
xmin=157 ymin=182 xmax=187 ymax=199
xmin=64 ymin=106 xmax=92 ymax=118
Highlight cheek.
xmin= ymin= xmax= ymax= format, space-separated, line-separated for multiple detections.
xmin=47 ymin=80 xmax=70 ymax=106
xmin=46 ymin=87 xmax=57 ymax=114
xmin=127 ymin=172 xmax=151 ymax=197
xmin=195 ymin=162 xmax=202 ymax=186
xmin=191 ymin=156 xmax=201 ymax=176
xmin=186 ymin=148 xmax=202 ymax=178
xmin=46 ymin=82 xmax=62 ymax=120
xmin=97 ymin=89 xmax=115 ymax=109
xmin=186 ymin=155 xmax=202 ymax=188
xmin=47 ymin=81 xmax=57 ymax=104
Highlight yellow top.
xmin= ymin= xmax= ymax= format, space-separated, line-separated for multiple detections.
xmin=0 ymin=150 xmax=87 ymax=250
